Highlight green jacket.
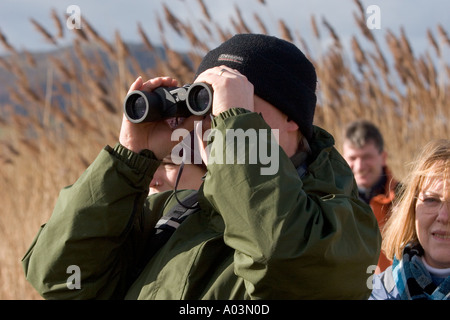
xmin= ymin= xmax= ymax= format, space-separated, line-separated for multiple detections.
xmin=22 ymin=108 xmax=380 ymax=299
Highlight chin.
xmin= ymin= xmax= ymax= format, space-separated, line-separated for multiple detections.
xmin=356 ymin=182 xmax=370 ymax=189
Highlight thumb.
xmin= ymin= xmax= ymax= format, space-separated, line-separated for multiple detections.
xmin=128 ymin=76 xmax=143 ymax=94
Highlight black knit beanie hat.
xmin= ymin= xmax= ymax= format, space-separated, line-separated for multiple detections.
xmin=194 ymin=33 xmax=317 ymax=141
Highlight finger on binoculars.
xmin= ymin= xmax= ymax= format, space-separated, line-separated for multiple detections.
xmin=127 ymin=76 xmax=143 ymax=94
xmin=140 ymin=77 xmax=178 ymax=92
xmin=214 ymin=66 xmax=242 ymax=76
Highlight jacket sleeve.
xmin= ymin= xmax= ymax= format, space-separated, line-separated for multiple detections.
xmin=22 ymin=143 xmax=164 ymax=299
xmin=201 ymin=108 xmax=381 ymax=299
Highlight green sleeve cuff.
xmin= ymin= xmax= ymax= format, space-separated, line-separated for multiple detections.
xmin=211 ymin=108 xmax=255 ymax=128
xmin=106 ymin=143 xmax=161 ymax=174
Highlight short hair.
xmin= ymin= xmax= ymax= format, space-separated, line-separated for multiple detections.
xmin=344 ymin=120 xmax=384 ymax=152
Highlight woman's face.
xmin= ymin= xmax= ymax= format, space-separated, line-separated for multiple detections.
xmin=415 ymin=176 xmax=450 ymax=268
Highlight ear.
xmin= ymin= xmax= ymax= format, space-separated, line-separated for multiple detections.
xmin=286 ymin=117 xmax=299 ymax=132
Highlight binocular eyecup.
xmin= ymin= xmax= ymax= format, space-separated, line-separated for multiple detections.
xmin=124 ymin=82 xmax=213 ymax=123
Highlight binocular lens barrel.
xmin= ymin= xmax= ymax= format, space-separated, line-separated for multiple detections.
xmin=123 ymin=82 xmax=213 ymax=123
xmin=186 ymin=82 xmax=213 ymax=115
xmin=124 ymin=90 xmax=165 ymax=123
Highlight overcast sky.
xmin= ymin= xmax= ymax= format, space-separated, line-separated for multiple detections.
xmin=0 ymin=0 xmax=449 ymax=58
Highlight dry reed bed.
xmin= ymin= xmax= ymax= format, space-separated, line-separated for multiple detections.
xmin=0 ymin=0 xmax=448 ymax=299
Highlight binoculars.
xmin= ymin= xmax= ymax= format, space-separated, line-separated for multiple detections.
xmin=123 ymin=82 xmax=213 ymax=123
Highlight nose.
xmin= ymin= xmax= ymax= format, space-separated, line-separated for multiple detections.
xmin=150 ymin=166 xmax=164 ymax=188
xmin=437 ymin=200 xmax=450 ymax=225
xmin=149 ymin=179 xmax=161 ymax=187
xmin=352 ymin=157 xmax=364 ymax=172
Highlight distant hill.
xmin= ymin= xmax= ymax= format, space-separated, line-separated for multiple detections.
xmin=0 ymin=42 xmax=169 ymax=109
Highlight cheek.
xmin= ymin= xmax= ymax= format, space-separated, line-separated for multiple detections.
xmin=344 ymin=159 xmax=355 ymax=170
xmin=165 ymin=168 xmax=180 ymax=185
xmin=415 ymin=218 xmax=421 ymax=240
xmin=152 ymin=167 xmax=164 ymax=181
xmin=180 ymin=166 xmax=204 ymax=185
xmin=362 ymin=159 xmax=376 ymax=171
xmin=415 ymin=210 xmax=431 ymax=243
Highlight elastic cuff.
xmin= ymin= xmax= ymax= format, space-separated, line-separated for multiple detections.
xmin=106 ymin=143 xmax=160 ymax=173
xmin=212 ymin=107 xmax=254 ymax=127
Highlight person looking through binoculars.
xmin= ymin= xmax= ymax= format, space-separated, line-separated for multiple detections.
xmin=23 ymin=34 xmax=381 ymax=299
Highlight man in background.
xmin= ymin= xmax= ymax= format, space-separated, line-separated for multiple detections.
xmin=343 ymin=120 xmax=399 ymax=273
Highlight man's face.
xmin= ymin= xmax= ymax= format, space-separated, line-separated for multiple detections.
xmin=343 ymin=140 xmax=387 ymax=189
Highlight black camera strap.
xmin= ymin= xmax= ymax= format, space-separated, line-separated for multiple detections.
xmin=134 ymin=189 xmax=199 ymax=280
xmin=173 ymin=162 xmax=200 ymax=210
xmin=131 ymin=152 xmax=201 ymax=284
xmin=144 ymin=157 xmax=201 ymax=256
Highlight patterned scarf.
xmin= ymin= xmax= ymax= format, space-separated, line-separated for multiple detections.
xmin=392 ymin=243 xmax=450 ymax=300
